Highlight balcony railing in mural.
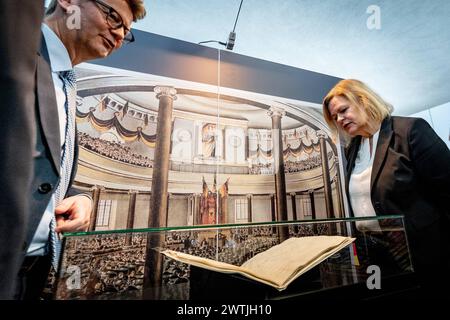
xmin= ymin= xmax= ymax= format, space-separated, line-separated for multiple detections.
xmin=78 ymin=132 xmax=334 ymax=175
xmin=169 ymin=162 xmax=249 ymax=174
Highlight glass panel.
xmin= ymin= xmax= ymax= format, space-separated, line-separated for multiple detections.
xmin=55 ymin=215 xmax=413 ymax=300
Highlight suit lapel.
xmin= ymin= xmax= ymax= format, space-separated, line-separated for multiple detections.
xmin=37 ymin=35 xmax=60 ymax=175
xmin=344 ymin=136 xmax=361 ymax=217
xmin=371 ymin=117 xmax=393 ymax=190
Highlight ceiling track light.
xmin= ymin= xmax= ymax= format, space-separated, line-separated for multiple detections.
xmin=198 ymin=0 xmax=244 ymax=51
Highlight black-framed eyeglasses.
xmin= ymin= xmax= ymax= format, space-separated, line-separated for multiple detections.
xmin=92 ymin=0 xmax=134 ymax=44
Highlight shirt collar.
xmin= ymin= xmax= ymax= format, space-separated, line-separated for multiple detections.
xmin=41 ymin=23 xmax=72 ymax=73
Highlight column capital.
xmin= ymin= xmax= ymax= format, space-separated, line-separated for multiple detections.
xmin=246 ymin=194 xmax=253 ymax=199
xmin=154 ymin=86 xmax=177 ymax=101
xmin=308 ymin=189 xmax=315 ymax=194
xmin=267 ymin=106 xmax=285 ymax=118
xmin=90 ymin=185 xmax=106 ymax=191
xmin=128 ymin=190 xmax=139 ymax=195
xmin=290 ymin=192 xmax=297 ymax=197
xmin=317 ymin=130 xmax=328 ymax=139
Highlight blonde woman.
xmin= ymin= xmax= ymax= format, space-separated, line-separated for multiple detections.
xmin=323 ymin=79 xmax=450 ymax=298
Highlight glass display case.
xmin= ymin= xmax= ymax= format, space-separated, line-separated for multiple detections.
xmin=54 ymin=215 xmax=417 ymax=300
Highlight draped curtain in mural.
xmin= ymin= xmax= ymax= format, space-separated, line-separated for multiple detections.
xmin=76 ymin=109 xmax=157 ymax=148
xmin=249 ymin=140 xmax=321 ymax=161
xmin=199 ymin=176 xmax=229 ymax=225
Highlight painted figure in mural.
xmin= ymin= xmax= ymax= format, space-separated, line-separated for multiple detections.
xmin=3 ymin=0 xmax=146 ymax=300
xmin=202 ymin=123 xmax=217 ymax=158
xmin=199 ymin=177 xmax=230 ymax=225
xmin=206 ymin=191 xmax=217 ymax=224
xmin=218 ymin=177 xmax=230 ymax=224
xmin=323 ymin=79 xmax=450 ymax=299
xmin=200 ymin=177 xmax=217 ymax=224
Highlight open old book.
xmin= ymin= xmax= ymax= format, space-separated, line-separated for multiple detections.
xmin=162 ymin=235 xmax=355 ymax=291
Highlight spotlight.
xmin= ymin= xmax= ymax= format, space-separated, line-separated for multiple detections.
xmin=226 ymin=32 xmax=236 ymax=50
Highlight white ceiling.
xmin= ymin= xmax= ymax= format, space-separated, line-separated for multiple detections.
xmin=134 ymin=0 xmax=450 ymax=116
xmin=116 ymin=91 xmax=305 ymax=129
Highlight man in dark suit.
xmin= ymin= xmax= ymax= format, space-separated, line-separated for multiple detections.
xmin=0 ymin=1 xmax=45 ymax=300
xmin=8 ymin=0 xmax=146 ymax=299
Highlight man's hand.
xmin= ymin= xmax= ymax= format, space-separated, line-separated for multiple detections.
xmin=55 ymin=195 xmax=92 ymax=233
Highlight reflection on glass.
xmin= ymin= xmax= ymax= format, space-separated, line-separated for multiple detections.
xmin=56 ymin=216 xmax=413 ymax=300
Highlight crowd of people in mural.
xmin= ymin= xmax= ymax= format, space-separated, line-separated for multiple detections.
xmin=56 ymin=234 xmax=147 ymax=299
xmin=78 ymin=133 xmax=154 ymax=168
xmin=285 ymin=156 xmax=324 ymax=172
xmin=79 ymin=131 xmax=338 ymax=176
xmin=249 ymin=152 xmax=334 ymax=175
xmin=57 ymin=228 xmax=280 ymax=298
xmin=249 ymin=162 xmax=274 ymax=174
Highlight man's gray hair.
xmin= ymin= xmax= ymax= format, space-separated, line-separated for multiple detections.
xmin=45 ymin=0 xmax=146 ymax=21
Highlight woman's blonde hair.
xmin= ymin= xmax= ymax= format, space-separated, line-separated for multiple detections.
xmin=322 ymin=79 xmax=393 ymax=140
xmin=46 ymin=0 xmax=147 ymax=21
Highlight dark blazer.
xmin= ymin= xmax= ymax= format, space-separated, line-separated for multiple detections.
xmin=0 ymin=1 xmax=45 ymax=299
xmin=345 ymin=116 xmax=450 ymax=286
xmin=23 ymin=36 xmax=80 ymax=257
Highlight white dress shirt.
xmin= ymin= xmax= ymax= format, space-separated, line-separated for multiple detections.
xmin=27 ymin=24 xmax=73 ymax=256
xmin=349 ymin=130 xmax=381 ymax=232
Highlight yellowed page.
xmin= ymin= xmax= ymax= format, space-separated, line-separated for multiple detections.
xmin=241 ymin=236 xmax=355 ymax=290
xmin=161 ymin=235 xmax=355 ymax=291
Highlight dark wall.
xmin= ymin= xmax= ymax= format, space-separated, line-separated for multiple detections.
xmin=91 ymin=29 xmax=341 ymax=104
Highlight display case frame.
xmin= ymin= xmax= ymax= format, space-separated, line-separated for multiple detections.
xmin=54 ymin=215 xmax=417 ymax=300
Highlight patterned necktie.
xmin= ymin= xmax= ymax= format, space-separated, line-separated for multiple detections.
xmin=50 ymin=69 xmax=77 ymax=270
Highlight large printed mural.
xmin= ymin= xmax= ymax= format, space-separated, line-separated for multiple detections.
xmin=69 ymin=31 xmax=344 ymax=232
xmin=52 ymin=30 xmax=353 ymax=301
